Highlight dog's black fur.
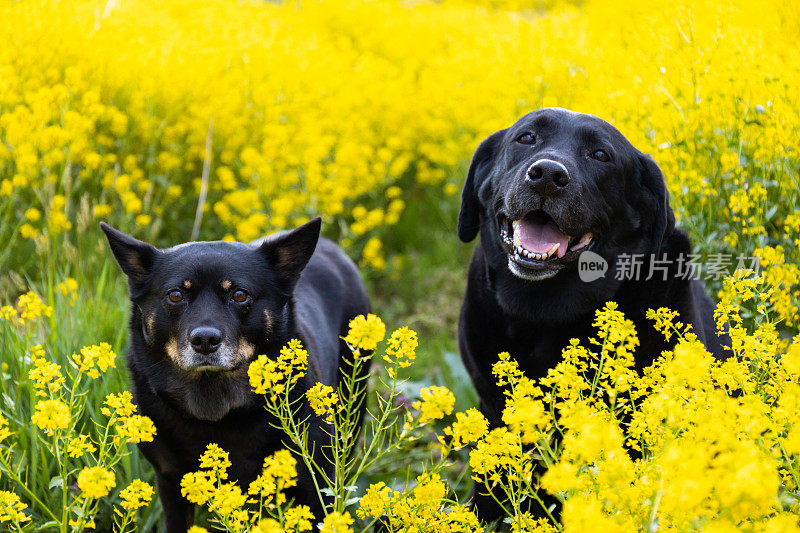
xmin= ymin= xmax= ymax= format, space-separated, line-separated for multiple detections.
xmin=102 ymin=218 xmax=370 ymax=533
xmin=457 ymin=108 xmax=729 ymax=520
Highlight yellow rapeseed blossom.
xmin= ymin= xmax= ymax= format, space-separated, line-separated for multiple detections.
xmin=72 ymin=342 xmax=116 ymax=378
xmin=199 ymin=443 xmax=232 ymax=480
xmin=357 ymin=481 xmax=394 ymax=519
xmin=31 ymin=399 xmax=70 ymax=433
xmin=249 ymin=339 xmax=308 ymax=398
xmin=119 ymin=479 xmax=154 ymax=510
xmin=15 ymin=292 xmax=53 ymax=324
xmin=343 ymin=314 xmax=386 ymax=352
xmin=116 ymin=414 xmax=156 ymax=443
xmin=66 ymin=434 xmax=97 ymax=458
xmin=320 ymin=511 xmax=354 ymax=533
xmin=443 ymin=408 xmax=489 ymax=449
xmin=28 ymin=348 xmax=65 ymax=397
xmin=181 ymin=471 xmax=215 ymax=505
xmin=251 ymin=519 xmax=283 ymax=533
xmin=0 ymin=416 xmax=11 ymax=443
xmin=383 ymin=326 xmax=418 ymax=374
xmin=247 ymin=449 xmax=298 ymax=506
xmin=77 ymin=466 xmax=116 ymax=499
xmin=305 ymin=383 xmax=340 ymax=423
xmin=0 ymin=491 xmax=30 ymax=524
xmin=102 ymin=390 xmax=137 ymax=417
xmin=412 ymin=385 xmax=455 ymax=424
xmin=284 ymin=506 xmax=314 ymax=533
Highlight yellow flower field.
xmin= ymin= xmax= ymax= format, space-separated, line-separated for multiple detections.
xmin=0 ymin=0 xmax=799 ymax=530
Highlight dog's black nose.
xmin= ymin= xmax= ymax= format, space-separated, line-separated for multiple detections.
xmin=526 ymin=159 xmax=570 ymax=195
xmin=189 ymin=327 xmax=222 ymax=355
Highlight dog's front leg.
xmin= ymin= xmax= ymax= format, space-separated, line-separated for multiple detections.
xmin=155 ymin=471 xmax=194 ymax=533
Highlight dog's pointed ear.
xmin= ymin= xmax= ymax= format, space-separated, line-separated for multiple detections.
xmin=637 ymin=153 xmax=676 ymax=252
xmin=100 ymin=222 xmax=160 ymax=282
xmin=259 ymin=217 xmax=321 ymax=291
xmin=458 ymin=129 xmax=506 ymax=243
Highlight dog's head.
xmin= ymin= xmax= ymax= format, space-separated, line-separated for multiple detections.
xmin=101 ymin=218 xmax=321 ymax=420
xmin=458 ymin=108 xmax=675 ymax=320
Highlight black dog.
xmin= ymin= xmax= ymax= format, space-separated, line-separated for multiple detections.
xmin=457 ymin=108 xmax=728 ymax=520
xmin=102 ymin=218 xmax=370 ymax=532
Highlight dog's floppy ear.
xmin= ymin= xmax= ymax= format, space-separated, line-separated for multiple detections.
xmin=100 ymin=222 xmax=160 ymax=282
xmin=458 ymin=129 xmax=506 ymax=243
xmin=259 ymin=217 xmax=321 ymax=291
xmin=636 ymin=153 xmax=676 ymax=252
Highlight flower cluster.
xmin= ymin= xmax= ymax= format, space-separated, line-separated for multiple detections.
xmin=248 ymin=339 xmax=309 ymax=399
xmin=343 ymin=314 xmax=386 ymax=353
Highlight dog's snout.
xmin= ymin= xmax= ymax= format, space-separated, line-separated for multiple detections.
xmin=189 ymin=326 xmax=222 ymax=355
xmin=526 ymin=159 xmax=570 ymax=195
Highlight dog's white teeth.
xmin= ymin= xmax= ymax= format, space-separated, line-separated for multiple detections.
xmin=512 ymin=222 xmax=521 ymax=247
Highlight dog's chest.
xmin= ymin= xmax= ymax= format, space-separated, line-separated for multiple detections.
xmin=504 ymin=320 xmax=594 ymax=379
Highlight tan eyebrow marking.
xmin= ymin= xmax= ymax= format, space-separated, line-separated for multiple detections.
xmin=264 ymin=309 xmax=273 ymax=332
xmin=183 ymin=280 xmax=192 ymax=289
xmin=221 ymin=280 xmax=232 ymax=290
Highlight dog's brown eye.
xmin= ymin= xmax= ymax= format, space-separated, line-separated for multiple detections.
xmin=232 ymin=289 xmax=249 ymax=303
xmin=592 ymin=150 xmax=610 ymax=162
xmin=516 ymin=132 xmax=536 ymax=145
xmin=168 ymin=290 xmax=183 ymax=303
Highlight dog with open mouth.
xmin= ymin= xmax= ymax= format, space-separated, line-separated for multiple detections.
xmin=457 ymin=107 xmax=729 ymax=521
xmin=102 ymin=218 xmax=370 ymax=533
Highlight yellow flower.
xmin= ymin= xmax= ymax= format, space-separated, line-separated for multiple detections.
xmin=412 ymin=385 xmax=455 ymax=424
xmin=28 ymin=350 xmax=65 ymax=397
xmin=31 ymin=399 xmax=71 ymax=433
xmin=248 ymin=449 xmax=297 ymax=506
xmin=24 ymin=207 xmax=41 ymax=221
xmin=187 ymin=527 xmax=208 ymax=533
xmin=443 ymin=408 xmax=489 ymax=449
xmin=16 ymin=291 xmax=53 ymax=324
xmin=305 ymin=383 xmax=340 ymax=423
xmin=67 ymin=434 xmax=97 ymax=458
xmin=0 ymin=306 xmax=17 ymax=323
xmin=19 ymin=224 xmax=38 ymax=240
xmin=72 ymin=342 xmax=116 ymax=378
xmin=320 ymin=511 xmax=354 ymax=533
xmin=199 ymin=443 xmax=232 ymax=480
xmin=252 ymin=519 xmax=283 ymax=533
xmin=0 ymin=416 xmax=11 ymax=443
xmin=119 ymin=479 xmax=154 ymax=510
xmin=117 ymin=414 xmax=156 ymax=443
xmin=0 ymin=491 xmax=30 ymax=524
xmin=102 ymin=390 xmax=137 ymax=417
xmin=208 ymin=482 xmax=247 ymax=517
xmin=77 ymin=466 xmax=116 ymax=499
xmin=343 ymin=314 xmax=386 ymax=352
xmin=58 ymin=277 xmax=78 ymax=300
xmin=248 ymin=339 xmax=308 ymax=398
xmin=285 ymin=506 xmax=314 ymax=532
xmin=357 ymin=481 xmax=394 ymax=519
xmin=92 ymin=204 xmax=113 ymax=218
xmin=383 ymin=326 xmax=418 ymax=372
xmin=180 ymin=471 xmax=215 ymax=505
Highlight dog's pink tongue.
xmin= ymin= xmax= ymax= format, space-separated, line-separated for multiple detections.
xmin=515 ymin=219 xmax=570 ymax=258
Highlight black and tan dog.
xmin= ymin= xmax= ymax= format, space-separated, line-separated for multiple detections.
xmin=102 ymin=218 xmax=369 ymax=532
xmin=457 ymin=108 xmax=728 ymax=519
